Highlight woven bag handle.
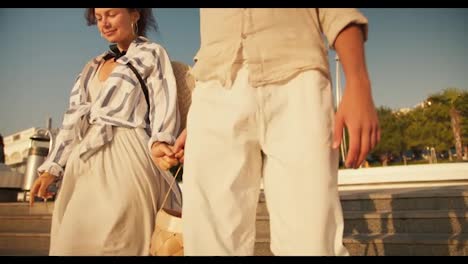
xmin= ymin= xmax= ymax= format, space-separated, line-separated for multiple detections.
xmin=159 ymin=165 xmax=182 ymax=212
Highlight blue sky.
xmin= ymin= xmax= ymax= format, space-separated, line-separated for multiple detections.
xmin=0 ymin=8 xmax=467 ymax=136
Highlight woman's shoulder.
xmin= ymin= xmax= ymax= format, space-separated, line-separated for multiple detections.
xmin=135 ymin=38 xmax=170 ymax=57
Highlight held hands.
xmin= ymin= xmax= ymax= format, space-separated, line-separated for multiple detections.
xmin=29 ymin=172 xmax=56 ymax=207
xmin=151 ymin=142 xmax=180 ymax=171
xmin=333 ymin=79 xmax=380 ymax=169
xmin=150 ymin=129 xmax=187 ymax=171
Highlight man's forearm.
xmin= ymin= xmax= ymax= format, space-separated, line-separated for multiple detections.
xmin=334 ymin=24 xmax=371 ymax=94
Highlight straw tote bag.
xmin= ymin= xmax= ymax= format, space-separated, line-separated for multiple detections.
xmin=149 ymin=165 xmax=184 ymax=256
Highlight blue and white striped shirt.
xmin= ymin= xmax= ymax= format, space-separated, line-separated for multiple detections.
xmin=38 ymin=37 xmax=180 ymax=177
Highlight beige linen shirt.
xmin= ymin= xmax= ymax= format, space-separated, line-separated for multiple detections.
xmin=191 ymin=8 xmax=368 ymax=88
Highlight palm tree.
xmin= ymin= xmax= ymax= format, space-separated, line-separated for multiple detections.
xmin=427 ymin=88 xmax=467 ymax=161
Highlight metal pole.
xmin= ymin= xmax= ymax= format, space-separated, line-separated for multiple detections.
xmin=46 ymin=116 xmax=52 ymax=130
xmin=335 ymin=54 xmax=347 ymax=163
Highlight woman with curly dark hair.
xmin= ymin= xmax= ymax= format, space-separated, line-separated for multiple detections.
xmin=30 ymin=8 xmax=182 ymax=255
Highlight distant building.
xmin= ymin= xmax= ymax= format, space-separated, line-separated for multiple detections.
xmin=395 ymin=100 xmax=432 ymax=115
xmin=3 ymin=128 xmax=39 ymax=174
xmin=396 ymin=107 xmax=412 ymax=114
xmin=3 ymin=127 xmax=58 ymax=174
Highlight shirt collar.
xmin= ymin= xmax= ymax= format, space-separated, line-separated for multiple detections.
xmin=96 ymin=36 xmax=149 ymax=64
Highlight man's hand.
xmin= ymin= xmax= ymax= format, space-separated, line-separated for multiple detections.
xmin=333 ymin=81 xmax=380 ymax=168
xmin=333 ymin=24 xmax=380 ymax=168
xmin=173 ymin=129 xmax=187 ymax=163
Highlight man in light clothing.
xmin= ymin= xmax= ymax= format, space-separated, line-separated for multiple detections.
xmin=154 ymin=8 xmax=380 ymax=256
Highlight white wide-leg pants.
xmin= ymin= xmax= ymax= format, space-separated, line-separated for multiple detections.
xmin=183 ymin=64 xmax=348 ymax=256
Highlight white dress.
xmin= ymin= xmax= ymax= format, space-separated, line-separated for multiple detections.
xmin=48 ymin=68 xmax=181 ymax=256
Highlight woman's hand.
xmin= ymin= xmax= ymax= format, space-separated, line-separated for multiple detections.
xmin=29 ymin=172 xmax=56 ymax=207
xmin=151 ymin=142 xmax=180 ymax=171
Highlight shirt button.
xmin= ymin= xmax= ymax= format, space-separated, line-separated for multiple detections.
xmin=241 ymin=33 xmax=246 ymax=39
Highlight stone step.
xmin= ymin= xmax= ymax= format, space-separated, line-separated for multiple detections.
xmin=0 ymin=233 xmax=49 ymax=255
xmin=255 ymin=210 xmax=468 ymax=235
xmin=253 ymin=240 xmax=273 ymax=256
xmin=254 ymin=233 xmax=468 ymax=256
xmin=0 ymin=202 xmax=53 ymax=216
xmin=3 ymin=186 xmax=465 ymax=216
xmin=0 ymin=215 xmax=51 ymax=233
xmin=0 ymin=249 xmax=49 ymax=256
xmin=344 ymin=210 xmax=467 ymax=235
xmin=0 ymin=185 xmax=465 ymax=256
xmin=2 ymin=233 xmax=465 ymax=256
xmin=341 ymin=197 xmax=466 ymax=212
xmin=343 ymin=233 xmax=468 ymax=256
xmin=339 ymin=186 xmax=468 ymax=212
xmin=1 ymin=226 xmax=466 ymax=256
xmin=258 ymin=185 xmax=468 ymax=213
